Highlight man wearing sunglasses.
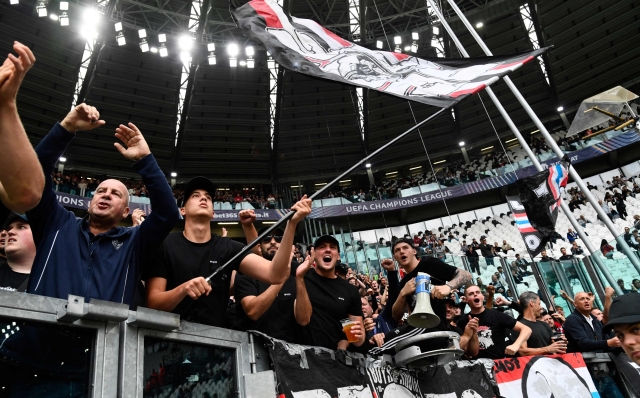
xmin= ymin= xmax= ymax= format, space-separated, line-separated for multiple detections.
xmin=145 ymin=176 xmax=311 ymax=327
xmin=233 ymin=223 xmax=300 ymax=343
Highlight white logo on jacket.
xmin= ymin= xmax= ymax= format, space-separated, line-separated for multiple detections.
xmin=112 ymin=240 xmax=123 ymax=250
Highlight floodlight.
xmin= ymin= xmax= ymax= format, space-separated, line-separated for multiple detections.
xmin=59 ymin=1 xmax=68 ymax=10
xmin=246 ymin=46 xmax=254 ymax=56
xmin=49 ymin=13 xmax=58 ymax=20
xmin=393 ymin=36 xmax=401 ymax=45
xmin=410 ymin=43 xmax=418 ymax=53
xmin=394 ymin=45 xmax=401 ymax=53
xmin=59 ymin=157 xmax=67 ymax=162
xmin=158 ymin=33 xmax=166 ymax=43
xmin=150 ymin=47 xmax=158 ymax=53
xmin=139 ymin=39 xmax=149 ymax=53
xmin=247 ymin=58 xmax=255 ymax=68
xmin=475 ymin=22 xmax=483 ymax=28
xmin=159 ymin=44 xmax=168 ymax=57
xmin=459 ymin=141 xmax=465 ymax=146
xmin=411 ymin=32 xmax=419 ymax=40
xmin=10 ymin=0 xmax=19 ymax=5
xmin=227 ymin=43 xmax=239 ymax=57
xmin=179 ymin=51 xmax=191 ymax=63
xmin=114 ymin=22 xmax=123 ymax=32
xmin=404 ymin=45 xmax=410 ymax=52
xmin=170 ymin=172 xmax=177 ymax=177
xmin=116 ymin=32 xmax=126 ymax=46
xmin=557 ymin=106 xmax=564 ymax=112
xmin=138 ymin=29 xmax=147 ymax=39
xmin=36 ymin=2 xmax=47 ymax=17
xmin=208 ymin=53 xmax=216 ymax=65
xmin=178 ymin=35 xmax=193 ymax=51
xmin=376 ymin=40 xmax=383 ymax=49
xmin=239 ymin=60 xmax=246 ymax=67
xmin=229 ymin=58 xmax=238 ymax=67
xmin=431 ymin=39 xmax=439 ymax=47
xmin=432 ymin=26 xmax=439 ymax=35
xmin=267 ymin=58 xmax=275 ymax=69
xmin=207 ymin=43 xmax=215 ymax=52
xmin=83 ymin=7 xmax=100 ymax=20
xmin=365 ymin=163 xmax=371 ymax=168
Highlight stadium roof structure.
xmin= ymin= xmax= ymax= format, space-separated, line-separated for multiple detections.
xmin=2 ymin=0 xmax=639 ymax=186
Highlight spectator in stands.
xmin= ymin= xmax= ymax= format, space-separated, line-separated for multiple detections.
xmin=233 ymin=225 xmax=299 ymax=343
xmin=0 ymin=213 xmax=34 ymax=292
xmin=614 ymin=194 xmax=627 ymax=220
xmin=479 ymin=238 xmax=495 ymax=266
xmin=566 ymin=228 xmax=578 ymax=243
xmin=558 ymin=247 xmax=574 ymax=261
xmin=517 ymin=292 xmax=567 ymax=356
xmin=512 ymin=254 xmax=532 ymax=276
xmin=25 ymin=106 xmax=179 ymax=306
xmin=465 ymin=244 xmax=480 ymax=274
xmin=599 ymin=200 xmax=613 ymax=221
xmin=501 ymin=240 xmax=513 ymax=254
xmin=591 ymin=308 xmax=604 ymax=322
xmin=578 ymin=215 xmax=591 ymax=228
xmin=539 ymin=250 xmax=554 ymax=262
xmin=146 ymin=178 xmax=310 ymax=327
xmin=616 ymin=279 xmax=634 ymax=294
xmin=0 ymin=43 xmax=44 ymax=222
xmin=571 ymin=241 xmax=585 ymax=256
xmin=623 ymin=227 xmax=638 ymax=249
xmin=600 ymin=239 xmax=615 ymax=259
xmin=604 ymin=293 xmax=640 ymax=366
xmin=489 ymin=275 xmax=506 ymax=295
xmin=457 ymin=285 xmax=531 ymax=359
xmin=476 ymin=277 xmax=487 ymax=291
xmin=296 ymin=235 xmax=364 ymax=350
xmin=564 ymin=292 xmax=620 ymax=353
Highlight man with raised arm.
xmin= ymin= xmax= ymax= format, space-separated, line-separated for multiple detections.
xmin=26 ymin=105 xmax=179 ymax=306
xmin=0 ymin=42 xmax=44 ymax=218
xmin=517 ymin=291 xmax=568 ymax=356
xmin=146 ymin=176 xmax=311 ymax=327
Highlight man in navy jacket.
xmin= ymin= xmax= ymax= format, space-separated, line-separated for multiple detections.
xmin=564 ymin=292 xmax=620 ymax=353
xmin=26 ymin=104 xmax=179 ymax=306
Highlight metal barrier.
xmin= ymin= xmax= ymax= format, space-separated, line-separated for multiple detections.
xmin=0 ymin=291 xmax=276 ymax=398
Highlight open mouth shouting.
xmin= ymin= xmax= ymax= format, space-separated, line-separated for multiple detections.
xmin=321 ymin=254 xmax=333 ymax=265
xmin=96 ymin=201 xmax=110 ymax=211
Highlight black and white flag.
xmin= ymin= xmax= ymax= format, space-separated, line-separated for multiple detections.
xmin=233 ymin=0 xmax=550 ymax=108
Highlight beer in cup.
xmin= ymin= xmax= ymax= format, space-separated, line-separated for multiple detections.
xmin=340 ymin=318 xmax=358 ymax=343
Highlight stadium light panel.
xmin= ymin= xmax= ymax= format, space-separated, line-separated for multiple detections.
xmin=557 ymin=106 xmax=564 ymax=112
xmin=114 ymin=22 xmax=122 ymax=32
xmin=36 ymin=2 xmax=47 ymax=17
xmin=481 ymin=146 xmax=493 ymax=151
xmin=409 ymin=166 xmax=422 ymax=170
xmin=246 ymin=46 xmax=254 ymax=56
xmin=159 ymin=44 xmax=168 ymax=57
xmin=239 ymin=60 xmax=246 ymax=67
xmin=116 ymin=32 xmax=126 ymax=46
xmin=385 ymin=171 xmax=398 ymax=175
xmin=150 ymin=47 xmax=158 ymax=53
xmin=138 ymin=29 xmax=146 ymax=39
xmin=59 ymin=157 xmax=67 ymax=162
xmin=433 ymin=160 xmax=446 ymax=164
xmin=376 ymin=41 xmax=383 ymax=49
xmin=59 ymin=1 xmax=68 ymax=10
xmin=207 ymin=43 xmax=215 ymax=52
xmin=227 ymin=43 xmax=239 ymax=57
xmin=365 ymin=163 xmax=371 ymax=168
xmin=49 ymin=13 xmax=58 ymax=20
xmin=411 ymin=32 xmax=419 ymax=40
xmin=459 ymin=141 xmax=465 ymax=146
xmin=179 ymin=51 xmax=191 ymax=63
xmin=10 ymin=0 xmax=19 ymax=5
xmin=247 ymin=58 xmax=255 ymax=68
xmin=178 ymin=35 xmax=193 ymax=51
xmin=393 ymin=36 xmax=401 ymax=45
xmin=59 ymin=12 xmax=68 ymax=26
xmin=208 ymin=54 xmax=216 ymax=65
xmin=170 ymin=172 xmax=177 ymax=177
xmin=410 ymin=43 xmax=418 ymax=53
xmin=432 ymin=26 xmax=439 ymax=35
xmin=158 ymin=34 xmax=166 ymax=43
xmin=139 ymin=39 xmax=149 ymax=53
xmin=476 ymin=22 xmax=483 ymax=28
xmin=229 ymin=58 xmax=238 ymax=67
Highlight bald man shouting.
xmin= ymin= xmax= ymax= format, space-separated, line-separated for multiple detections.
xmin=25 ymin=104 xmax=179 ymax=306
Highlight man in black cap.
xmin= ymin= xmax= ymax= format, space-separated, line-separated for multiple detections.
xmin=604 ymin=293 xmax=640 ymax=365
xmin=295 ymin=235 xmax=365 ymax=350
xmin=0 ymin=213 xmax=34 ymax=292
xmin=146 ymin=176 xmax=311 ymax=327
xmin=233 ymin=224 xmax=300 ymax=343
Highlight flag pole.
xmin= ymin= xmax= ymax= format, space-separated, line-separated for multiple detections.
xmin=205 ymin=106 xmax=448 ymax=284
xmin=425 ymin=0 xmax=623 ymax=296
xmin=439 ymin=0 xmax=639 ymax=288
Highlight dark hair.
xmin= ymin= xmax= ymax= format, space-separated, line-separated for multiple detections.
xmin=519 ymin=291 xmax=539 ymax=309
xmin=600 ymin=239 xmax=609 ymax=247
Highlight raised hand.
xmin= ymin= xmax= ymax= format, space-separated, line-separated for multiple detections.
xmin=61 ymin=103 xmax=105 ymax=133
xmin=0 ymin=42 xmax=35 ymax=105
xmin=363 ymin=317 xmax=376 ymax=333
xmin=494 ymin=296 xmax=510 ymax=306
xmin=114 ymin=122 xmax=151 ymax=161
xmin=486 ymin=285 xmax=495 ymax=295
xmin=290 ymin=195 xmax=312 ymax=224
xmin=239 ymin=209 xmax=256 ymax=225
xmin=131 ymin=208 xmax=146 ymax=226
xmin=605 ymin=286 xmax=615 ymax=298
xmin=182 ymin=277 xmax=212 ymax=300
xmin=369 ymin=333 xmax=385 ymax=347
xmin=380 ymin=258 xmax=395 ymax=272
xmin=296 ymin=248 xmax=314 ymax=278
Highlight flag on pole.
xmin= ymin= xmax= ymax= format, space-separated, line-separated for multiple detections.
xmin=507 ymin=195 xmax=550 ymax=257
xmin=233 ymin=0 xmax=550 ymax=108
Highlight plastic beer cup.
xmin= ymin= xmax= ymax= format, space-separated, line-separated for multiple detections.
xmin=340 ymin=318 xmax=358 ymax=343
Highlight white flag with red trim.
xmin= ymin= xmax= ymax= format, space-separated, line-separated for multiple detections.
xmin=233 ymin=0 xmax=550 ymax=108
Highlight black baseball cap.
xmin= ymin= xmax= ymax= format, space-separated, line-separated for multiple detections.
xmin=313 ymin=235 xmax=340 ymax=252
xmin=183 ymin=176 xmax=216 ymax=202
xmin=2 ymin=213 xmax=28 ymax=230
xmin=392 ymin=237 xmax=415 ymax=252
xmin=604 ymin=293 xmax=640 ymax=333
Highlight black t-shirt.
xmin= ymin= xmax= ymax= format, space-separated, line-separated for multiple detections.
xmin=0 ymin=263 xmax=29 ymax=292
xmin=449 ymin=323 xmax=464 ymax=335
xmin=479 ymin=244 xmax=494 ymax=257
xmin=298 ymin=269 xmax=363 ymax=350
xmin=519 ymin=318 xmax=552 ymax=349
xmin=457 ymin=308 xmax=517 ymax=359
xmin=0 ymin=201 xmax=9 ymax=225
xmin=233 ymin=261 xmax=298 ymax=343
xmin=147 ymin=232 xmax=250 ymax=327
xmin=397 ymin=258 xmax=458 ymax=331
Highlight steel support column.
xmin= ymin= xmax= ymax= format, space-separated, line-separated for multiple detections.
xmin=528 ymin=0 xmax=561 ymax=110
xmin=270 ymin=66 xmax=285 ymax=185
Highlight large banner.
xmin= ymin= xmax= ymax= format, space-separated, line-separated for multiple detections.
xmin=493 ymin=354 xmax=599 ymax=398
xmin=233 ymin=0 xmax=548 ymax=108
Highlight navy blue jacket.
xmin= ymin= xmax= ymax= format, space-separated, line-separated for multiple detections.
xmin=26 ymin=123 xmax=179 ymax=306
xmin=564 ymin=308 xmax=609 ymax=353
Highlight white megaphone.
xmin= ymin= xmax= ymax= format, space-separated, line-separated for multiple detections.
xmin=407 ymin=272 xmax=441 ymax=328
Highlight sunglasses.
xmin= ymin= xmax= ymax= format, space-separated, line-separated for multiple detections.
xmin=261 ymin=235 xmax=283 ymax=243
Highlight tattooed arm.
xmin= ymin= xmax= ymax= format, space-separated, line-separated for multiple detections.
xmin=449 ymin=268 xmax=473 ymax=290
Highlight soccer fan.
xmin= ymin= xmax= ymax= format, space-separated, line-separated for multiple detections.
xmin=604 ymin=293 xmax=640 ymax=366
xmin=0 ymin=213 xmax=34 ymax=292
xmin=564 ymin=292 xmax=620 ymax=353
xmin=294 ymin=235 xmax=364 ymax=350
xmin=146 ymin=176 xmax=311 ymax=327
xmin=391 ymin=237 xmax=473 ymax=330
xmin=0 ymin=42 xmax=44 ymax=217
xmin=233 ymin=224 xmax=299 ymax=343
xmin=25 ymin=105 xmax=179 ymax=306
xmin=558 ymin=247 xmax=574 ymax=261
xmin=516 ymin=292 xmax=567 ymax=356
xmin=457 ymin=285 xmax=531 ymax=359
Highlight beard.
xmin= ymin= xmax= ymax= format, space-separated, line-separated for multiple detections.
xmin=261 ymin=249 xmax=276 ymax=261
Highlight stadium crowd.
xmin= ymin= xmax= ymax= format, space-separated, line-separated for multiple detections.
xmin=2 ymin=42 xmax=640 ymax=398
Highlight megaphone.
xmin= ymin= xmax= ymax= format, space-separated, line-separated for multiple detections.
xmin=407 ymin=272 xmax=441 ymax=328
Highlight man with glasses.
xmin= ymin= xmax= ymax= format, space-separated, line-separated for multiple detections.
xmin=146 ymin=177 xmax=311 ymax=327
